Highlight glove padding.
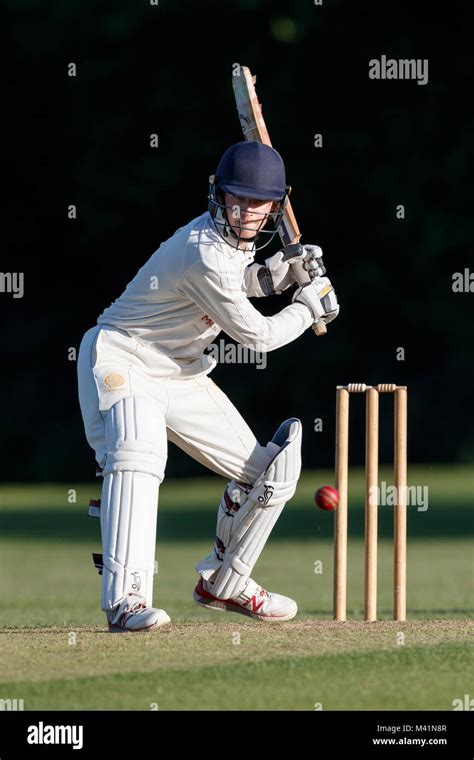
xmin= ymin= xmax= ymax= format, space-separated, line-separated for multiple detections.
xmin=264 ymin=244 xmax=326 ymax=294
xmin=300 ymin=244 xmax=326 ymax=279
xmin=292 ymin=276 xmax=340 ymax=325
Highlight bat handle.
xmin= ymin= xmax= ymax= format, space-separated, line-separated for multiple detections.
xmin=313 ymin=319 xmax=327 ymax=336
xmin=290 ymin=257 xmax=328 ymax=337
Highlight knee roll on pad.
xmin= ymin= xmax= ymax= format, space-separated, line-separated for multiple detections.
xmin=103 ymin=396 xmax=167 ymax=478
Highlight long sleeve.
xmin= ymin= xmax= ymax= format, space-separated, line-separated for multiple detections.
xmin=179 ymin=256 xmax=313 ymax=353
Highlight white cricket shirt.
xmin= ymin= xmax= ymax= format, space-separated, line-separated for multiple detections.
xmin=97 ymin=212 xmax=313 ymax=378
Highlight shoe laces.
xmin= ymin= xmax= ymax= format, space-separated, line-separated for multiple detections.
xmin=124 ymin=594 xmax=147 ymax=615
xmin=243 ymin=579 xmax=271 ymax=600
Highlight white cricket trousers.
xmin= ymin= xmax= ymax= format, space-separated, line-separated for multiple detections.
xmin=77 ymin=325 xmax=271 ymax=484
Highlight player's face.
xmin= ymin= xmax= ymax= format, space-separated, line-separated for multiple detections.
xmin=224 ymin=192 xmax=275 ymax=239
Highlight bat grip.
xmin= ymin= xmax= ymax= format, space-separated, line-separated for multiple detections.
xmin=290 ymin=259 xmax=327 ymax=337
xmin=313 ymin=320 xmax=327 ymax=336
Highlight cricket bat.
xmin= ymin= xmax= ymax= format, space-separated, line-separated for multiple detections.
xmin=232 ymin=66 xmax=327 ymax=336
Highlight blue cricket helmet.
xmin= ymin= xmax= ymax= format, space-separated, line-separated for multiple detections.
xmin=215 ymin=141 xmax=287 ymax=201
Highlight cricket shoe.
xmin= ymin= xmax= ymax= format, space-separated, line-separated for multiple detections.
xmin=106 ymin=592 xmax=171 ymax=633
xmin=193 ymin=577 xmax=297 ymax=622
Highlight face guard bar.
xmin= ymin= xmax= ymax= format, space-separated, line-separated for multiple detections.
xmin=207 ymin=175 xmax=291 ymax=252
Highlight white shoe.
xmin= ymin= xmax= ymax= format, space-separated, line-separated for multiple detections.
xmin=193 ymin=577 xmax=297 ymax=622
xmin=106 ymin=592 xmax=171 ymax=633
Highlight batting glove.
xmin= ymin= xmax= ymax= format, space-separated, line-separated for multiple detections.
xmin=292 ymin=276 xmax=340 ymax=324
xmin=301 ymin=244 xmax=326 ymax=279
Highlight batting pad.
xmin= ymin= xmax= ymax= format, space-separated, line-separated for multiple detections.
xmin=100 ymin=396 xmax=167 ymax=610
xmin=195 ymin=418 xmax=302 ymax=599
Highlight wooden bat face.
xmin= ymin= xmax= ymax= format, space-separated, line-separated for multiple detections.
xmin=232 ymin=65 xmax=328 ymax=336
xmin=232 ymin=66 xmax=300 ymax=247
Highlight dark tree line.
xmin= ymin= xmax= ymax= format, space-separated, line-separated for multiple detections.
xmin=3 ymin=1 xmax=473 ymax=481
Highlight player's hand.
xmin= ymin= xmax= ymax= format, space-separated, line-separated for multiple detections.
xmin=292 ymin=276 xmax=339 ymax=325
xmin=263 ymin=250 xmax=295 ymax=293
xmin=301 ymin=244 xmax=326 ymax=279
xmin=264 ymin=244 xmax=326 ymax=294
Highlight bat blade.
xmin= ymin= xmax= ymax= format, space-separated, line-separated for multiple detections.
xmin=232 ymin=66 xmax=327 ymax=336
xmin=233 ymin=68 xmax=272 ymax=144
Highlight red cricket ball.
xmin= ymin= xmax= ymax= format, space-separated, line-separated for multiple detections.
xmin=315 ymin=485 xmax=340 ymax=511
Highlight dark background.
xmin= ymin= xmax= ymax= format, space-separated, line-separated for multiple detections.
xmin=3 ymin=0 xmax=473 ymax=481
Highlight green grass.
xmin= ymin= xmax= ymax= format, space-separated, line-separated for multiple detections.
xmin=0 ymin=464 xmax=472 ymax=710
xmin=0 ymin=626 xmax=471 ymax=710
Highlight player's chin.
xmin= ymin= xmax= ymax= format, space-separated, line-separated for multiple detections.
xmin=234 ymin=224 xmax=262 ymax=238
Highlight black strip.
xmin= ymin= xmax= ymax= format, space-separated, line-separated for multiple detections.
xmin=257 ymin=267 xmax=275 ymax=296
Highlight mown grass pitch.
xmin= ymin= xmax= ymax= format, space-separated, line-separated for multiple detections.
xmin=0 ymin=465 xmax=472 ymax=710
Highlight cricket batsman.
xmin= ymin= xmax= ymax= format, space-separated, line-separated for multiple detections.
xmin=77 ymin=141 xmax=339 ymax=632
